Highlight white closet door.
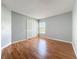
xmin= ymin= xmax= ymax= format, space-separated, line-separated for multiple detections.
xmin=27 ymin=17 xmax=38 ymax=39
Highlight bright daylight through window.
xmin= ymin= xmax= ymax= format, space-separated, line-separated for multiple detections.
xmin=39 ymin=22 xmax=46 ymax=34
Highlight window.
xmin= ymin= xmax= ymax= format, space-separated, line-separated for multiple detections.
xmin=27 ymin=17 xmax=38 ymax=38
xmin=39 ymin=22 xmax=46 ymax=34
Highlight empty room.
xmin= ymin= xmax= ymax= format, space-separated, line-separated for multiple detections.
xmin=1 ymin=0 xmax=77 ymax=59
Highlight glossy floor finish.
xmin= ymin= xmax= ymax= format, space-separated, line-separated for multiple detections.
xmin=1 ymin=37 xmax=76 ymax=59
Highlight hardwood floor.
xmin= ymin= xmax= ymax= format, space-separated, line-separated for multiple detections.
xmin=1 ymin=37 xmax=76 ymax=59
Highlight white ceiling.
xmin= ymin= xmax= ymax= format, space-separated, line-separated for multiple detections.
xmin=2 ymin=0 xmax=74 ymax=19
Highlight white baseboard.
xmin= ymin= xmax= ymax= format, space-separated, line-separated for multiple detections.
xmin=1 ymin=36 xmax=37 ymax=50
xmin=1 ymin=37 xmax=72 ymax=50
xmin=45 ymin=37 xmax=72 ymax=43
xmin=72 ymin=44 xmax=77 ymax=57
xmin=47 ymin=37 xmax=77 ymax=57
xmin=1 ymin=43 xmax=11 ymax=50
xmin=1 ymin=39 xmax=26 ymax=50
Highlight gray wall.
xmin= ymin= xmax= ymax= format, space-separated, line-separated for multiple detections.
xmin=1 ymin=6 xmax=11 ymax=47
xmin=12 ymin=11 xmax=27 ymax=42
xmin=40 ymin=12 xmax=72 ymax=42
xmin=72 ymin=0 xmax=77 ymax=54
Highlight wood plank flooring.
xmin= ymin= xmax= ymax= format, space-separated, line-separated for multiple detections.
xmin=1 ymin=37 xmax=76 ymax=59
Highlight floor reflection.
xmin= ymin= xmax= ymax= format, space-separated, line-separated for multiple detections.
xmin=38 ymin=39 xmax=47 ymax=57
